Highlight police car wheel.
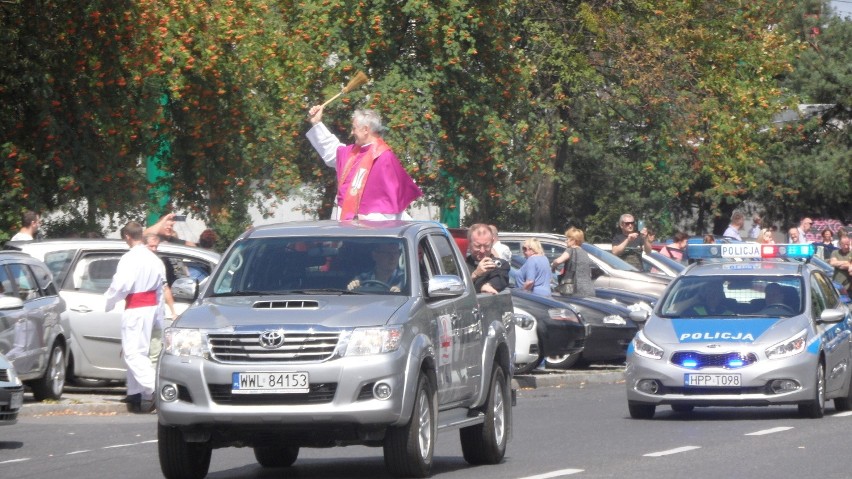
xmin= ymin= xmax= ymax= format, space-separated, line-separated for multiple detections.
xmin=670 ymin=404 xmax=694 ymax=413
xmin=798 ymin=362 xmax=826 ymax=419
xmin=628 ymin=401 xmax=656 ymax=419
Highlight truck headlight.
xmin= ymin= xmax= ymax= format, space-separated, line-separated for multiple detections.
xmin=765 ymin=329 xmax=807 ymax=360
xmin=633 ymin=331 xmax=664 ymax=360
xmin=340 ymin=327 xmax=402 ymax=356
xmin=164 ymin=328 xmax=208 ymax=357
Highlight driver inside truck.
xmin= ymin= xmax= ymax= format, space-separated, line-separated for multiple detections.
xmin=347 ymin=242 xmax=406 ymax=292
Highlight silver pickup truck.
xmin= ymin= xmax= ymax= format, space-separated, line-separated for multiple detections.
xmin=157 ymin=220 xmax=515 ymax=478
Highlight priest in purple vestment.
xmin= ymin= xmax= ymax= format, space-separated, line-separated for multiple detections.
xmin=307 ymin=104 xmax=423 ymax=220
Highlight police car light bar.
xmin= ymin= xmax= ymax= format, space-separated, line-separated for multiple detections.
xmin=686 ymin=243 xmax=815 ymax=260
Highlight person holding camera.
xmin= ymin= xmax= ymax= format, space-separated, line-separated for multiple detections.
xmin=465 ymin=223 xmax=510 ymax=294
xmin=516 ymin=238 xmax=552 ymax=297
xmin=144 ymin=213 xmax=196 ymax=247
xmin=611 ymin=213 xmax=654 ymax=270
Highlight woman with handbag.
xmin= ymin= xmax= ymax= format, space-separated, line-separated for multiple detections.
xmin=551 ymin=227 xmax=595 ymax=297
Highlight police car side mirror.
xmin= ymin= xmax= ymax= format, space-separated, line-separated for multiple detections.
xmin=818 ymin=307 xmax=847 ymax=324
xmin=629 ymin=310 xmax=650 ymax=323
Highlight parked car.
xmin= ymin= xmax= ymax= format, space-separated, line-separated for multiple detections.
xmin=0 ymin=352 xmax=24 ymax=425
xmin=500 ymin=232 xmax=671 ymax=297
xmin=0 ymin=251 xmax=69 ymax=401
xmin=595 ymin=244 xmax=685 ymax=278
xmin=510 ymin=289 xmax=585 ymax=374
xmin=5 ymin=239 xmax=219 ymax=383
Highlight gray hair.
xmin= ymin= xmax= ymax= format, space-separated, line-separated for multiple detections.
xmin=352 ymin=109 xmax=384 ymax=136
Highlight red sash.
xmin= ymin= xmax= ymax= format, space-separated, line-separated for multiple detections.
xmin=339 ymin=138 xmax=390 ymax=220
xmin=125 ymin=290 xmax=157 ymax=309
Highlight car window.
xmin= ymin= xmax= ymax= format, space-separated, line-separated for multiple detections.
xmin=70 ymin=254 xmax=121 ymax=293
xmin=0 ymin=266 xmax=14 ymax=298
xmin=42 ymin=249 xmax=77 ymax=286
xmin=430 ymin=234 xmax=461 ymax=277
xmin=29 ymin=263 xmax=58 ymax=296
xmin=211 ymin=237 xmax=409 ymax=296
xmin=812 ymin=271 xmax=839 ymax=310
xmin=7 ymin=263 xmax=41 ymax=301
xmin=660 ymin=275 xmax=803 ymax=318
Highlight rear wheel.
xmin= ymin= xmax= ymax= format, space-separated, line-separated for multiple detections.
xmin=628 ymin=401 xmax=656 ymax=419
xmin=30 ymin=343 xmax=65 ymax=401
xmin=461 ymin=364 xmax=509 ymax=465
xmin=545 ymin=352 xmax=581 ymax=369
xmin=158 ymin=423 xmax=212 ymax=479
xmin=253 ymin=446 xmax=299 ymax=468
xmin=383 ymin=373 xmax=435 ymax=478
xmin=799 ymin=362 xmax=826 ymax=418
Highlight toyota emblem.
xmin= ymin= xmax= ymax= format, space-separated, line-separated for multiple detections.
xmin=259 ymin=330 xmax=286 ymax=349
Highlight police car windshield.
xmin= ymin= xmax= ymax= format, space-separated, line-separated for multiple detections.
xmin=659 ymin=275 xmax=803 ymax=318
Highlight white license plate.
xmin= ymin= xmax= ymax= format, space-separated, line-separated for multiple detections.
xmin=232 ymin=372 xmax=310 ymax=394
xmin=10 ymin=390 xmax=23 ymax=410
xmin=684 ymin=373 xmax=741 ymax=387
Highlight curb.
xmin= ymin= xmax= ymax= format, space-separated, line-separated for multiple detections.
xmin=20 ymin=368 xmax=626 ymax=417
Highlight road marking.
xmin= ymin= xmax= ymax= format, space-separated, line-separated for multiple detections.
xmin=66 ymin=450 xmax=92 ymax=455
xmin=103 ymin=439 xmax=157 ymax=450
xmin=745 ymin=426 xmax=794 ymax=436
xmin=644 ymin=446 xmax=701 ymax=457
xmin=834 ymin=411 xmax=852 ymax=417
xmin=518 ymin=469 xmax=585 ymax=479
xmin=0 ymin=458 xmax=30 ymax=465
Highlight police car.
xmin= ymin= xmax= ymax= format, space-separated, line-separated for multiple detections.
xmin=625 ymin=243 xmax=852 ymax=419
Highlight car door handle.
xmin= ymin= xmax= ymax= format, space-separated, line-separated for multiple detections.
xmin=70 ymin=305 xmax=94 ymax=313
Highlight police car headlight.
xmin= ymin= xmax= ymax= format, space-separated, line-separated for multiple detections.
xmin=633 ymin=331 xmax=664 ymax=360
xmin=163 ymin=328 xmax=208 ymax=357
xmin=765 ymin=329 xmax=807 ymax=360
xmin=340 ymin=327 xmax=402 ymax=356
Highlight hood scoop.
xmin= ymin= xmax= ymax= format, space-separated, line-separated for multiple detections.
xmin=252 ymin=300 xmax=320 ymax=310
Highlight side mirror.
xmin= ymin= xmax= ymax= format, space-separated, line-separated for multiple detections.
xmin=818 ymin=307 xmax=847 ymax=324
xmin=171 ymin=277 xmax=199 ymax=302
xmin=629 ymin=309 xmax=650 ymax=323
xmin=427 ymin=275 xmax=465 ymax=298
xmin=0 ymin=296 xmax=24 ymax=310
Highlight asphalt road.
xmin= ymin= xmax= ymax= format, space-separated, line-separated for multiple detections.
xmin=5 ymin=377 xmax=852 ymax=478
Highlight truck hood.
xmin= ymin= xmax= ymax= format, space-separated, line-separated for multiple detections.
xmin=174 ymin=295 xmax=410 ymax=330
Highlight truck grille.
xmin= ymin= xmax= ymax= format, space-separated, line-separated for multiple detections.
xmin=208 ymin=330 xmax=341 ymax=363
xmin=208 ymin=383 xmax=337 ymax=405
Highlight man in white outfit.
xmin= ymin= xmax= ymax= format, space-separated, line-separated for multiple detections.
xmin=105 ymin=221 xmax=165 ymax=413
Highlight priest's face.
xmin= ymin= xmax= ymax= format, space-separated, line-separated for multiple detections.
xmin=351 ymin=120 xmax=370 ymax=146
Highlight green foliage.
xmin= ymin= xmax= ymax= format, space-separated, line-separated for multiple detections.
xmin=0 ymin=0 xmax=848 ymax=240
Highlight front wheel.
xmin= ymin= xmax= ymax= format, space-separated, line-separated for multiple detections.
xmin=628 ymin=401 xmax=656 ymax=419
xmin=460 ymin=364 xmax=510 ymax=465
xmin=158 ymin=423 xmax=212 ymax=479
xmin=383 ymin=373 xmax=436 ymax=478
xmin=254 ymin=446 xmax=299 ymax=468
xmin=799 ymin=362 xmax=826 ymax=418
xmin=30 ymin=343 xmax=65 ymax=401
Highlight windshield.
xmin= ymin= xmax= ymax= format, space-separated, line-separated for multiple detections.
xmin=211 ymin=236 xmax=409 ymax=296
xmin=659 ymin=275 xmax=804 ymax=318
xmin=581 ymin=243 xmax=640 ymax=272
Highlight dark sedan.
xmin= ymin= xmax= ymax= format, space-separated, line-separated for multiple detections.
xmin=510 ymin=289 xmax=586 ymax=374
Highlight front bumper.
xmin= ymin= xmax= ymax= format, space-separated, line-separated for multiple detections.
xmin=157 ymin=351 xmax=410 ymax=431
xmin=626 ymin=350 xmax=819 ymax=407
